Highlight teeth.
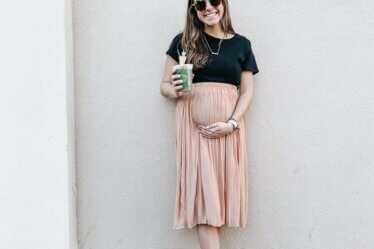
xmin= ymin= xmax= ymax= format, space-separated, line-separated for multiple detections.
xmin=205 ymin=12 xmax=216 ymax=17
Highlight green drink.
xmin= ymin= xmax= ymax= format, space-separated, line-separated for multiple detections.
xmin=173 ymin=64 xmax=193 ymax=92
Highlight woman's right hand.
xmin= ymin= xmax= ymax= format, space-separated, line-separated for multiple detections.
xmin=170 ymin=67 xmax=183 ymax=98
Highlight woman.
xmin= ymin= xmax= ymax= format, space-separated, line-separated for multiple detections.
xmin=160 ymin=0 xmax=259 ymax=248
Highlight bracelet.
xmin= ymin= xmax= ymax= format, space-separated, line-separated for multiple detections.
xmin=228 ymin=122 xmax=235 ymax=131
xmin=226 ymin=118 xmax=240 ymax=131
xmin=229 ymin=117 xmax=238 ymax=123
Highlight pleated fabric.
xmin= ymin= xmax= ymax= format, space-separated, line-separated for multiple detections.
xmin=173 ymin=82 xmax=248 ymax=229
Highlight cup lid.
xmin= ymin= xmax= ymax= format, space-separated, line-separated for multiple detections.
xmin=173 ymin=64 xmax=193 ymax=70
xmin=182 ymin=64 xmax=193 ymax=69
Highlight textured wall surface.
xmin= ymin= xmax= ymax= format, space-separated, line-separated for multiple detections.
xmin=74 ymin=1 xmax=374 ymax=248
xmin=0 ymin=1 xmax=76 ymax=248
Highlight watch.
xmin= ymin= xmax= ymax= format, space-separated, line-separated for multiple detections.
xmin=226 ymin=118 xmax=239 ymax=131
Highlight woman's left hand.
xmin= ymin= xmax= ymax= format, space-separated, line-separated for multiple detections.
xmin=198 ymin=122 xmax=234 ymax=139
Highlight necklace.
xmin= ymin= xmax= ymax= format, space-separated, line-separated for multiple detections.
xmin=203 ymin=33 xmax=224 ymax=55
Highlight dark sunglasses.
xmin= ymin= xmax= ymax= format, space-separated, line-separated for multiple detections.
xmin=193 ymin=0 xmax=222 ymax=11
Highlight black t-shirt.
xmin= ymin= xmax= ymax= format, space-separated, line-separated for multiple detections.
xmin=165 ymin=31 xmax=259 ymax=88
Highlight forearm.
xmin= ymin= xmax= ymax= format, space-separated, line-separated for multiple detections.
xmin=230 ymin=90 xmax=253 ymax=121
xmin=160 ymin=81 xmax=178 ymax=99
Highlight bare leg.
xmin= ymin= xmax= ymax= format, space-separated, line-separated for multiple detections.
xmin=196 ymin=224 xmax=221 ymax=249
xmin=217 ymin=226 xmax=223 ymax=234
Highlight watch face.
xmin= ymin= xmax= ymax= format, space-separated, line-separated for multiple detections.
xmin=228 ymin=120 xmax=238 ymax=129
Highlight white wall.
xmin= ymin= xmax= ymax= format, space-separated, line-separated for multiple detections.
xmin=74 ymin=1 xmax=374 ymax=249
xmin=0 ymin=1 xmax=77 ymax=248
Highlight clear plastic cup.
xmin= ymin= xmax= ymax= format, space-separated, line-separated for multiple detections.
xmin=173 ymin=64 xmax=193 ymax=92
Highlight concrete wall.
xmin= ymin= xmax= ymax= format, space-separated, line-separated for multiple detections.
xmin=0 ymin=1 xmax=77 ymax=248
xmin=74 ymin=1 xmax=374 ymax=249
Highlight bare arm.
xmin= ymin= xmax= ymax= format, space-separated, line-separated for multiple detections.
xmin=230 ymin=71 xmax=254 ymax=121
xmin=160 ymin=55 xmax=183 ymax=99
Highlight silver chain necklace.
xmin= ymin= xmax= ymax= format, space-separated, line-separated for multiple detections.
xmin=203 ymin=33 xmax=224 ymax=55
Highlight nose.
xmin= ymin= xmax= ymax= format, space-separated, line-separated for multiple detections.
xmin=205 ymin=0 xmax=214 ymax=10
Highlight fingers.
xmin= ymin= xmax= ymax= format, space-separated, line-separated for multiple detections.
xmin=198 ymin=122 xmax=233 ymax=139
xmin=171 ymin=74 xmax=180 ymax=80
xmin=206 ymin=123 xmax=219 ymax=130
xmin=202 ymin=126 xmax=220 ymax=134
xmin=198 ymin=125 xmax=218 ymax=139
xmin=202 ymin=134 xmax=216 ymax=139
xmin=199 ymin=123 xmax=220 ymax=132
xmin=171 ymin=73 xmax=183 ymax=91
xmin=172 ymin=81 xmax=183 ymax=91
xmin=199 ymin=127 xmax=216 ymax=136
xmin=199 ymin=131 xmax=216 ymax=139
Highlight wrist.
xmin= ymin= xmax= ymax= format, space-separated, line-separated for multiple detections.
xmin=227 ymin=122 xmax=235 ymax=132
xmin=226 ymin=118 xmax=239 ymax=131
xmin=171 ymin=89 xmax=182 ymax=99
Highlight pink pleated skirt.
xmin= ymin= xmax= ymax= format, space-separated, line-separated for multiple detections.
xmin=173 ymin=82 xmax=248 ymax=229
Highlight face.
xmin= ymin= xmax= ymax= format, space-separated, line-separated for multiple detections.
xmin=193 ymin=0 xmax=224 ymax=27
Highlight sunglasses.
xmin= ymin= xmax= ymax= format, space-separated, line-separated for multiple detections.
xmin=193 ymin=0 xmax=222 ymax=11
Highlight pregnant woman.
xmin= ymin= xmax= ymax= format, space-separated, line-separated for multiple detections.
xmin=160 ymin=0 xmax=259 ymax=248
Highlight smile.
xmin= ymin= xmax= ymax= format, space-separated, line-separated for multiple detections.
xmin=204 ymin=12 xmax=217 ymax=17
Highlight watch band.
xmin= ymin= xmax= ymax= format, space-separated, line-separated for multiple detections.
xmin=226 ymin=118 xmax=239 ymax=131
xmin=228 ymin=121 xmax=235 ymax=130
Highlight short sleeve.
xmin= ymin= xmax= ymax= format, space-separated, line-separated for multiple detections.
xmin=241 ymin=39 xmax=259 ymax=75
xmin=166 ymin=32 xmax=183 ymax=63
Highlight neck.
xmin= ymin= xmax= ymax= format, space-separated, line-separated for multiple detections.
xmin=204 ymin=23 xmax=226 ymax=38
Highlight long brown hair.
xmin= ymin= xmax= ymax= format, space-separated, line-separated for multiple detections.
xmin=180 ymin=0 xmax=235 ymax=68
